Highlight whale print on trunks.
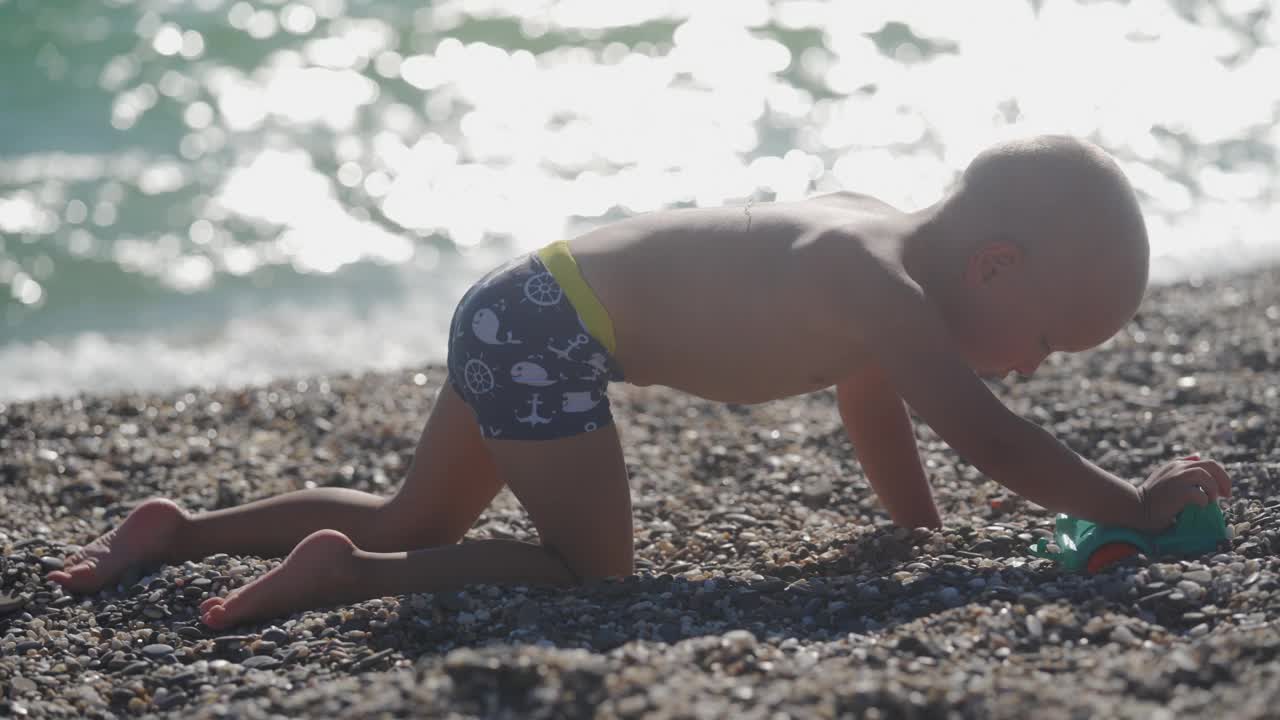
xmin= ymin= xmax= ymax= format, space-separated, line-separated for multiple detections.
xmin=511 ymin=360 xmax=563 ymax=387
xmin=471 ymin=306 xmax=522 ymax=345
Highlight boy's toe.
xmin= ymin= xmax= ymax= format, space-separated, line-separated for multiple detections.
xmin=49 ymin=565 xmax=100 ymax=593
xmin=202 ymin=603 xmax=233 ymax=629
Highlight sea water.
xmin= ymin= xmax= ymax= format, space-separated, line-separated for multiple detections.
xmin=1 ymin=0 xmax=1277 ymax=401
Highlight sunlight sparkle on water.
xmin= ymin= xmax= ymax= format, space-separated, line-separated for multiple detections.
xmin=10 ymin=0 xmax=1280 ymax=287
xmin=215 ymin=148 xmax=413 ymax=274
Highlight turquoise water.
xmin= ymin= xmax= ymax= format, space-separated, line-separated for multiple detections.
xmin=2 ymin=0 xmax=1277 ymax=401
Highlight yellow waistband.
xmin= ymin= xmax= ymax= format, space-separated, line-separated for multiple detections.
xmin=536 ymin=240 xmax=617 ymax=356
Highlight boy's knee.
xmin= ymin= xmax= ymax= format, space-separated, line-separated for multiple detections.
xmin=544 ymin=543 xmax=632 ymax=586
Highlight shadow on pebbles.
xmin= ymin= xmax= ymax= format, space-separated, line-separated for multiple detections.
xmin=2 ymin=265 xmax=1279 ymax=718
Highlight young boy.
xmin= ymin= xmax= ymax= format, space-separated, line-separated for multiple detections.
xmin=48 ymin=135 xmax=1232 ymax=630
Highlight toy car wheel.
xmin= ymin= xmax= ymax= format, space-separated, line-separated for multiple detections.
xmin=1085 ymin=542 xmax=1141 ymax=574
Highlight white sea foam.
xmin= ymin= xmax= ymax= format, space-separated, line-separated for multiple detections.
xmin=0 ymin=265 xmax=470 ymax=402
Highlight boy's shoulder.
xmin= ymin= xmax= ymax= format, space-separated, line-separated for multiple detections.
xmin=804 ymin=190 xmax=899 ymax=212
xmin=789 ymin=196 xmax=928 ymax=342
xmin=793 ymin=193 xmax=914 ymax=283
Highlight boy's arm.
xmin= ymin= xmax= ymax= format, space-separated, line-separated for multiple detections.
xmin=836 ymin=365 xmax=942 ymax=529
xmin=848 ymin=271 xmax=1160 ymax=528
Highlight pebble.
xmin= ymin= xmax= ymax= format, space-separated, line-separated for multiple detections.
xmin=241 ymin=656 xmax=281 ymax=670
xmin=511 ymin=602 xmax=539 ymax=627
xmin=156 ymin=690 xmax=186 ymax=710
xmin=110 ymin=688 xmax=136 ymax=704
xmin=213 ymin=635 xmax=250 ymax=648
xmin=72 ymin=685 xmax=106 ymax=707
xmin=1111 ymin=626 xmax=1138 ymax=645
xmin=250 ymin=640 xmax=278 ymax=654
xmin=0 ymin=593 xmax=28 ymax=615
xmin=283 ymin=644 xmax=311 ymax=663
xmin=592 ymin=627 xmax=624 ymax=649
xmin=722 ymin=630 xmax=757 ymax=652
xmin=1182 ymin=570 xmax=1214 ymax=584
xmin=1025 ymin=615 xmax=1043 ymax=638
xmin=350 ymin=648 xmax=396 ymax=672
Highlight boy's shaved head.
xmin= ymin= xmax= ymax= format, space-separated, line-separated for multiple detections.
xmin=947 ymin=135 xmax=1150 ymax=349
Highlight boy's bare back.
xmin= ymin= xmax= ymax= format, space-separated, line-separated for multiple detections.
xmin=571 ymin=192 xmax=898 ymax=403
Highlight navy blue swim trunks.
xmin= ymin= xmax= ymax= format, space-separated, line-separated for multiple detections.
xmin=446 ymin=243 xmax=625 ymax=440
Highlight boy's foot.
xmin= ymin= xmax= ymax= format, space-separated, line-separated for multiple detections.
xmin=46 ymin=498 xmax=188 ymax=593
xmin=200 ymin=529 xmax=358 ymax=630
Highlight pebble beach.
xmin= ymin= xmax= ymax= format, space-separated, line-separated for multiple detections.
xmin=2 ymin=265 xmax=1278 ymax=719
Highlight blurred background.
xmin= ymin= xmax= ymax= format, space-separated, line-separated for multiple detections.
xmin=1 ymin=0 xmax=1277 ymax=401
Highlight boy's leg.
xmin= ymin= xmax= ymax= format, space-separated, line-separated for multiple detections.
xmin=197 ymin=424 xmax=633 ymax=629
xmin=49 ymin=383 xmax=503 ymax=592
xmin=484 ymin=425 xmax=634 ymax=579
xmin=363 ymin=382 xmax=506 ymax=551
xmin=179 ymin=382 xmax=504 ymax=556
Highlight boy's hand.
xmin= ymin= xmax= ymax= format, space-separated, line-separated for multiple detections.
xmin=1136 ymin=455 xmax=1232 ymax=530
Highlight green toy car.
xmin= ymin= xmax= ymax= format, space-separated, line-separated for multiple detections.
xmin=1029 ymin=502 xmax=1229 ymax=573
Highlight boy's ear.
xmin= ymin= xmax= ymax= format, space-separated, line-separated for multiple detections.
xmin=964 ymin=239 xmax=1023 ymax=287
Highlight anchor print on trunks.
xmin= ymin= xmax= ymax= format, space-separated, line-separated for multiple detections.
xmin=561 ymin=390 xmax=602 ymax=413
xmin=511 ymin=360 xmax=561 ymax=387
xmin=515 ymin=393 xmax=553 ymax=426
xmin=548 ymin=333 xmax=589 ymax=361
xmin=471 ymin=307 xmax=522 ymax=345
